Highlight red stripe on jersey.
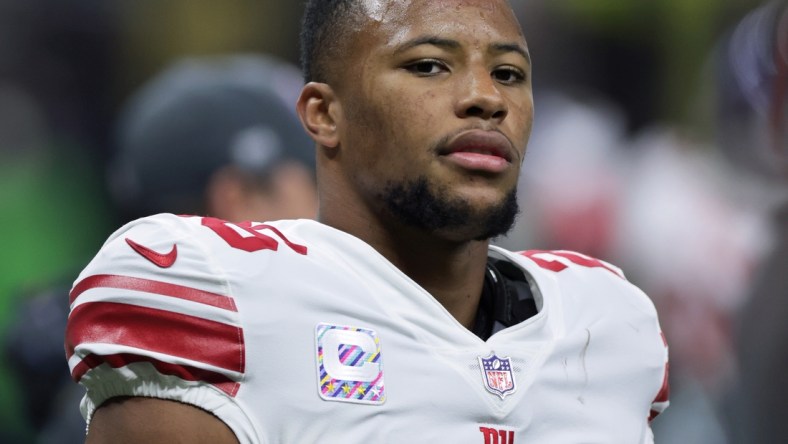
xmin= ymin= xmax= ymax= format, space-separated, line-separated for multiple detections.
xmin=551 ymin=251 xmax=623 ymax=278
xmin=520 ymin=251 xmax=569 ymax=272
xmin=520 ymin=250 xmax=624 ymax=278
xmin=250 ymin=223 xmax=308 ymax=255
xmin=649 ymin=364 xmax=670 ymax=422
xmin=71 ymin=353 xmax=240 ymax=396
xmin=70 ymin=274 xmax=237 ymax=311
xmin=649 ymin=333 xmax=670 ymax=422
xmin=65 ymin=302 xmax=245 ymax=375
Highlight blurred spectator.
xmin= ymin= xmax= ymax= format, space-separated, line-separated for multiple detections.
xmin=715 ymin=0 xmax=787 ymax=180
xmin=3 ymin=53 xmax=317 ymax=443
xmin=720 ymin=1 xmax=788 ymax=442
xmin=108 ymin=53 xmax=317 ymax=223
xmin=502 ymin=3 xmax=784 ymax=443
xmin=496 ymin=90 xmax=629 ymax=258
xmin=617 ymin=128 xmax=773 ymax=444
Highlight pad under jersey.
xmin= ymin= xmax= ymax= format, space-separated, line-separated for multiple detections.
xmin=66 ymin=214 xmax=669 ymax=443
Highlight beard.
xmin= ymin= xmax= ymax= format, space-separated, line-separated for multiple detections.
xmin=379 ymin=176 xmax=519 ymax=241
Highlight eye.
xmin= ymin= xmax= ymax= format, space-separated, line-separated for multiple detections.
xmin=492 ymin=67 xmax=526 ymax=85
xmin=404 ymin=60 xmax=448 ymax=76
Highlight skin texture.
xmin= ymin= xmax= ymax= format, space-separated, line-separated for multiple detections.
xmin=86 ymin=397 xmax=239 ymax=443
xmin=86 ymin=1 xmax=532 ymax=442
xmin=299 ymin=0 xmax=533 ymax=328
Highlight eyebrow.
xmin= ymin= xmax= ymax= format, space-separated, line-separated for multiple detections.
xmin=394 ymin=36 xmax=461 ymax=54
xmin=491 ymin=42 xmax=531 ymax=66
xmin=394 ymin=35 xmax=531 ymax=65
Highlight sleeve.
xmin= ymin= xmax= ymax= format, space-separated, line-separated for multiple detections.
xmin=513 ymin=248 xmax=671 ymax=438
xmin=641 ymin=426 xmax=655 ymax=444
xmin=648 ymin=331 xmax=671 ymax=421
xmin=64 ymin=213 xmax=257 ymax=442
xmin=641 ymin=341 xmax=669 ymax=444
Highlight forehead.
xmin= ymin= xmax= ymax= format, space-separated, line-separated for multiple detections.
xmin=358 ymin=0 xmax=525 ymax=46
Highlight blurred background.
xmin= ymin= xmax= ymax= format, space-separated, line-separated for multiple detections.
xmin=0 ymin=0 xmax=785 ymax=442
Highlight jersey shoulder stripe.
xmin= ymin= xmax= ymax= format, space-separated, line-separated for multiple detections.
xmin=70 ymin=274 xmax=237 ymax=311
xmin=67 ymin=301 xmax=244 ymax=373
xmin=66 ymin=214 xmax=246 ymax=400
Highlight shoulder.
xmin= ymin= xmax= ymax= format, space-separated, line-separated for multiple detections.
xmin=491 ymin=246 xmax=659 ymax=317
xmin=66 ymin=214 xmax=308 ymax=442
xmin=70 ymin=214 xmax=229 ymax=305
xmin=81 ymin=213 xmax=209 ymax=271
xmin=491 ymin=246 xmax=670 ymax=420
xmin=67 ymin=213 xmax=245 ymax=395
xmin=76 ymin=214 xmax=310 ymax=286
xmin=504 ymin=248 xmax=626 ymax=280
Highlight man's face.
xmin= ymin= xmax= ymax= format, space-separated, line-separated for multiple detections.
xmin=334 ymin=0 xmax=534 ymax=241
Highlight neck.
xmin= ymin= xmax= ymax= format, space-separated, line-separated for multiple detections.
xmin=390 ymin=233 xmax=490 ymax=330
xmin=320 ymin=200 xmax=490 ymax=329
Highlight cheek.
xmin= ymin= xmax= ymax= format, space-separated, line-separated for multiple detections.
xmin=342 ymin=93 xmax=403 ymax=173
xmin=509 ymin=96 xmax=534 ymax=144
xmin=373 ymin=90 xmax=439 ymax=148
xmin=384 ymin=89 xmax=441 ymax=140
xmin=417 ymin=91 xmax=440 ymax=126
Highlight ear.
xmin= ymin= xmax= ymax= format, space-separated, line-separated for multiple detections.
xmin=296 ymin=82 xmax=341 ymax=149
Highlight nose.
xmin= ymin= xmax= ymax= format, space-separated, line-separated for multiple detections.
xmin=455 ymin=68 xmax=508 ymax=122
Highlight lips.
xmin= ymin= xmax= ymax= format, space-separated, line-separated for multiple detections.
xmin=439 ymin=130 xmax=516 ymax=173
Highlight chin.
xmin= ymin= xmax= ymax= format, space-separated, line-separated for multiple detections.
xmin=379 ymin=176 xmax=520 ymax=242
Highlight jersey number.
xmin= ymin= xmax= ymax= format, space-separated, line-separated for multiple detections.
xmin=520 ymin=250 xmax=623 ymax=278
xmin=201 ymin=217 xmax=307 ymax=255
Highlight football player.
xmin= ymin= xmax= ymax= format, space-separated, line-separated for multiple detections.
xmin=66 ymin=1 xmax=669 ymax=443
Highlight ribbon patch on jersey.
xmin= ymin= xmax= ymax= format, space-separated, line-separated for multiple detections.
xmin=478 ymin=353 xmax=516 ymax=399
xmin=315 ymin=323 xmax=385 ymax=405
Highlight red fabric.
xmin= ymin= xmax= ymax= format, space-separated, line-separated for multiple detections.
xmin=69 ymin=274 xmax=237 ymax=311
xmin=519 ymin=250 xmax=623 ymax=278
xmin=125 ymin=238 xmax=178 ymax=268
xmin=65 ymin=301 xmax=245 ymax=375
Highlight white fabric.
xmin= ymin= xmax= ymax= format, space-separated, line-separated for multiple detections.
xmin=68 ymin=213 xmax=668 ymax=443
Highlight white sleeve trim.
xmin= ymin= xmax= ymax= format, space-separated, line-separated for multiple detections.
xmin=80 ymin=362 xmax=259 ymax=444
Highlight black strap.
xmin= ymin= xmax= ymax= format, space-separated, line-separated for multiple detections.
xmin=471 ymin=257 xmax=538 ymax=340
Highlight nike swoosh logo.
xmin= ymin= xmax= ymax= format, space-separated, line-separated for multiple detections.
xmin=125 ymin=238 xmax=178 ymax=268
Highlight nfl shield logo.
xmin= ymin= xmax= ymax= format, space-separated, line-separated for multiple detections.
xmin=478 ymin=353 xmax=516 ymax=399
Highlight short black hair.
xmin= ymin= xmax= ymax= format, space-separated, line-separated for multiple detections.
xmin=299 ymin=0 xmax=365 ymax=84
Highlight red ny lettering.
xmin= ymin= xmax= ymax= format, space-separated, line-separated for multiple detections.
xmin=479 ymin=427 xmax=515 ymax=444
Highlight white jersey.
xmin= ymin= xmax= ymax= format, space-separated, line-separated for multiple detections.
xmin=66 ymin=214 xmax=669 ymax=444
